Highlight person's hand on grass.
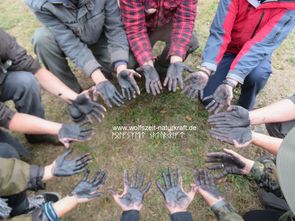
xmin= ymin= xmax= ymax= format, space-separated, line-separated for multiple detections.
xmin=194 ymin=169 xmax=223 ymax=207
xmin=208 ymin=106 xmax=250 ymax=128
xmin=69 ymin=169 xmax=107 ymax=203
xmin=209 ymin=127 xmax=253 ymax=148
xmin=157 ymin=168 xmax=197 ymax=214
xmin=109 ymin=170 xmax=151 ymax=211
xmin=137 ymin=65 xmax=162 ymax=96
xmin=117 ymin=70 xmax=141 ymax=100
xmin=206 ymin=149 xmax=255 ymax=179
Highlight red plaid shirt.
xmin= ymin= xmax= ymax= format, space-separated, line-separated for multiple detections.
xmin=120 ymin=0 xmax=197 ymax=66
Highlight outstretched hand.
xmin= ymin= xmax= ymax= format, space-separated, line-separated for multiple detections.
xmin=157 ymin=168 xmax=197 ymax=214
xmin=109 ymin=170 xmax=151 ymax=211
xmin=182 ymin=71 xmax=209 ymax=99
xmin=206 ymin=149 xmax=254 ymax=179
xmin=117 ymin=70 xmax=141 ymax=100
xmin=70 ymin=170 xmax=107 ymax=203
xmin=52 ymin=148 xmax=92 ymax=177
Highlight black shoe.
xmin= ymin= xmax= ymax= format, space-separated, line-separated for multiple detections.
xmin=68 ymin=105 xmax=86 ymax=123
xmin=258 ymin=189 xmax=289 ymax=212
xmin=25 ymin=134 xmax=60 ymax=145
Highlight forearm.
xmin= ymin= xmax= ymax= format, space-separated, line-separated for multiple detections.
xmin=52 ymin=196 xmax=78 ymax=218
xmin=8 ymin=113 xmax=61 ymax=135
xmin=35 ymin=68 xmax=78 ymax=102
xmin=252 ymin=132 xmax=283 ymax=155
xmin=249 ymin=99 xmax=295 ymax=125
xmin=211 ymin=201 xmax=244 ymax=221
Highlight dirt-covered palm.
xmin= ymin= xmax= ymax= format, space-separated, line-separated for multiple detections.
xmin=58 ymin=122 xmax=93 ymax=148
xmin=0 ymin=198 xmax=11 ymax=218
xmin=206 ymin=149 xmax=254 ymax=178
xmin=208 ymin=105 xmax=250 ymax=128
xmin=137 ymin=65 xmax=163 ymax=95
xmin=117 ymin=70 xmax=141 ymax=100
xmin=70 ymin=170 xmax=107 ymax=203
xmin=209 ymin=126 xmax=253 ymax=147
xmin=164 ymin=62 xmax=193 ymax=92
xmin=194 ymin=170 xmax=223 ymax=207
xmin=110 ymin=170 xmax=151 ymax=211
xmin=157 ymin=168 xmax=196 ymax=214
xmin=205 ymin=84 xmax=233 ymax=114
xmin=94 ymin=80 xmax=124 ymax=108
xmin=52 ymin=148 xmax=92 ymax=177
xmin=182 ymin=71 xmax=209 ymax=99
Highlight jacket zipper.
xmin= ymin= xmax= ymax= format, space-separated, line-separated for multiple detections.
xmin=251 ymin=11 xmax=265 ymax=39
xmin=271 ymin=17 xmax=292 ymax=42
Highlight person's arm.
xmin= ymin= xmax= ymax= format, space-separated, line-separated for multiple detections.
xmin=120 ymin=0 xmax=154 ymax=66
xmin=169 ymin=0 xmax=197 ymax=63
xmin=0 ymin=28 xmax=40 ymax=74
xmin=8 ymin=113 xmax=61 ymax=135
xmin=103 ymin=0 xmax=129 ymax=73
xmin=0 ymin=158 xmax=46 ymax=195
xmin=251 ymin=132 xmax=283 ymax=155
xmin=35 ymin=68 xmax=78 ymax=102
xmin=227 ymin=10 xmax=295 ymax=84
xmin=250 ymin=96 xmax=295 ymax=125
xmin=28 ymin=6 xmax=105 ymax=83
xmin=201 ymin=0 xmax=238 ymax=73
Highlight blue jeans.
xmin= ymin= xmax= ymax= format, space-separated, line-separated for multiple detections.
xmin=203 ymin=54 xmax=272 ymax=110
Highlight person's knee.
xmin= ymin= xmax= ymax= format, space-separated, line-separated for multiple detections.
xmin=18 ymin=72 xmax=40 ymax=93
xmin=0 ymin=143 xmax=20 ymax=159
xmin=32 ymin=28 xmax=54 ymax=54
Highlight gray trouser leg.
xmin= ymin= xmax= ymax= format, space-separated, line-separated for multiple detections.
xmin=266 ymin=120 xmax=295 ymax=139
xmin=32 ymin=27 xmax=82 ymax=93
xmin=0 ymin=71 xmax=44 ymax=118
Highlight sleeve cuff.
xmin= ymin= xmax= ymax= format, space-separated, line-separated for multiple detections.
xmin=227 ymin=71 xmax=245 ymax=84
xmin=28 ymin=165 xmax=46 ymax=191
xmin=31 ymin=59 xmax=42 ymax=74
xmin=83 ymin=59 xmax=102 ymax=77
xmin=0 ymin=103 xmax=15 ymax=129
xmin=113 ymin=60 xmax=128 ymax=70
xmin=201 ymin=62 xmax=217 ymax=72
xmin=170 ymin=212 xmax=193 ymax=221
xmin=288 ymin=94 xmax=295 ymax=104
xmin=120 ymin=210 xmax=140 ymax=221
xmin=43 ymin=202 xmax=60 ymax=221
xmin=111 ymin=50 xmax=129 ymax=67
xmin=211 ymin=200 xmax=235 ymax=218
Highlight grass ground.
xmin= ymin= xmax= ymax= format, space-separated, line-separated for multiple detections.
xmin=0 ymin=0 xmax=294 ymax=220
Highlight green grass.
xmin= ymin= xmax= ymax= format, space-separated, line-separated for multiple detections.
xmin=1 ymin=0 xmax=294 ymax=220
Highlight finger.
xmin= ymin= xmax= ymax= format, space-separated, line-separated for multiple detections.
xmin=61 ymin=148 xmax=73 ymax=160
xmin=105 ymin=99 xmax=112 ymax=108
xmin=156 ymin=180 xmax=165 ymax=197
xmin=202 ymin=95 xmax=214 ymax=102
xmin=126 ymin=88 xmax=131 ymax=100
xmin=145 ymin=80 xmax=151 ymax=94
xmin=124 ymin=170 xmax=130 ymax=186
xmin=169 ymin=167 xmax=175 ymax=187
xmin=214 ymin=104 xmax=224 ymax=114
xmin=199 ymin=90 xmax=204 ymax=100
xmin=131 ymin=170 xmax=138 ymax=188
xmin=157 ymin=81 xmax=163 ymax=90
xmin=110 ymin=97 xmax=122 ymax=107
xmin=178 ymin=76 xmax=184 ymax=90
xmin=83 ymin=170 xmax=90 ymax=181
xmin=138 ymin=175 xmax=144 ymax=189
xmin=121 ymin=88 xmax=126 ymax=99
xmin=94 ymin=103 xmax=107 ymax=113
xmin=142 ymin=181 xmax=152 ymax=194
xmin=114 ymin=92 xmax=124 ymax=104
xmin=154 ymin=83 xmax=161 ymax=95
xmin=89 ymin=192 xmax=104 ymax=199
xmin=91 ymin=111 xmax=103 ymax=123
xmin=207 ymin=102 xmax=219 ymax=113
xmin=168 ymin=78 xmax=172 ymax=91
xmin=163 ymin=76 xmax=169 ymax=87
xmin=172 ymin=78 xmax=177 ymax=92
xmin=207 ymin=164 xmax=224 ymax=170
xmin=162 ymin=171 xmax=170 ymax=189
xmin=151 ymin=84 xmax=157 ymax=96
xmin=177 ymin=168 xmax=182 ymax=186
xmin=205 ymin=100 xmax=216 ymax=111
xmin=130 ymin=79 xmax=140 ymax=95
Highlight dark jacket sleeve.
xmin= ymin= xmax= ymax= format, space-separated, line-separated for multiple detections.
xmin=0 ymin=28 xmax=41 ymax=74
xmin=170 ymin=212 xmax=193 ymax=221
xmin=120 ymin=210 xmax=140 ymax=221
xmin=0 ymin=158 xmax=45 ymax=196
xmin=0 ymin=102 xmax=15 ymax=129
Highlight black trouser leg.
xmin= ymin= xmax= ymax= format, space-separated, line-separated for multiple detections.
xmin=243 ymin=210 xmax=285 ymax=221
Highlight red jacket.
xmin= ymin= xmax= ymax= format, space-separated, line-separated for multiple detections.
xmin=202 ymin=0 xmax=295 ymax=84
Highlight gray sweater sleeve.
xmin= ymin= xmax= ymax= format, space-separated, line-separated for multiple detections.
xmin=33 ymin=10 xmax=101 ymax=77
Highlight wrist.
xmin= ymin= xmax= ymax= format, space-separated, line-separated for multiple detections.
xmin=116 ymin=64 xmax=127 ymax=74
xmin=43 ymin=164 xmax=54 ymax=181
xmin=170 ymin=55 xmax=183 ymax=63
xmin=143 ymin=60 xmax=154 ymax=67
xmin=225 ymin=78 xmax=239 ymax=88
xmin=199 ymin=66 xmax=212 ymax=77
xmin=91 ymin=69 xmax=106 ymax=84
